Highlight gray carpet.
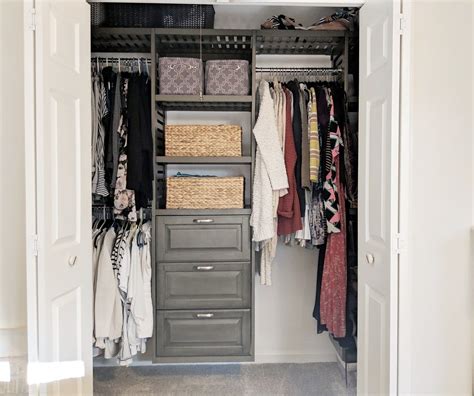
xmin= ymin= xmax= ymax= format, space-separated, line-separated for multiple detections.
xmin=94 ymin=363 xmax=357 ymax=396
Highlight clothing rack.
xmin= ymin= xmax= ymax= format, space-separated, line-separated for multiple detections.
xmin=91 ymin=53 xmax=152 ymax=73
xmin=92 ymin=205 xmax=152 ymax=220
xmin=256 ymin=67 xmax=343 ymax=83
xmin=256 ymin=67 xmax=342 ymax=74
xmin=91 ymin=52 xmax=152 ymax=60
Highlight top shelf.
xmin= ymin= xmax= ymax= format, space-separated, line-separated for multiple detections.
xmin=92 ymin=27 xmax=349 ymax=56
xmin=92 ymin=28 xmax=152 ymax=53
xmin=256 ymin=30 xmax=346 ymax=55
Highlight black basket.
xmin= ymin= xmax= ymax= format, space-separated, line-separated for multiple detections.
xmin=90 ymin=3 xmax=106 ymax=26
xmin=160 ymin=4 xmax=215 ymax=29
xmin=103 ymin=3 xmax=163 ymax=28
xmin=102 ymin=3 xmax=215 ymax=29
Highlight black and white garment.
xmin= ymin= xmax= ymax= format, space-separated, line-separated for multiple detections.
xmin=92 ymin=73 xmax=110 ymax=197
xmin=113 ymin=77 xmax=137 ymax=222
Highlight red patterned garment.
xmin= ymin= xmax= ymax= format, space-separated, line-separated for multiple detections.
xmin=277 ymin=88 xmax=302 ymax=236
xmin=319 ymin=100 xmax=347 ymax=338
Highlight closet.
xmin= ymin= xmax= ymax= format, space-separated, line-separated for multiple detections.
xmin=29 ymin=1 xmax=403 ymax=394
xmin=91 ymin=15 xmax=358 ymax=363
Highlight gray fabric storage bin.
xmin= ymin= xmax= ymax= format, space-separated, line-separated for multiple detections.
xmin=205 ymin=60 xmax=250 ymax=95
xmin=159 ymin=57 xmax=203 ymax=95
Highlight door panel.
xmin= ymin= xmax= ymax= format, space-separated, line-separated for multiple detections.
xmin=359 ymin=1 xmax=400 ymax=395
xmin=34 ymin=0 xmax=91 ymax=394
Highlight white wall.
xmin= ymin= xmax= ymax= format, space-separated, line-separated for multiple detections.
xmin=213 ymin=4 xmax=338 ymax=29
xmin=0 ymin=0 xmax=27 ymax=358
xmin=399 ymin=2 xmax=473 ymax=394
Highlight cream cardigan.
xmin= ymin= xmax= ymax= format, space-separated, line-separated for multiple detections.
xmin=250 ymin=80 xmax=288 ymax=242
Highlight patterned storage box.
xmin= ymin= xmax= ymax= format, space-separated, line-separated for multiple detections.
xmin=165 ymin=125 xmax=242 ymax=157
xmin=205 ymin=60 xmax=250 ymax=95
xmin=166 ymin=176 xmax=244 ymax=209
xmin=159 ymin=57 xmax=203 ymax=95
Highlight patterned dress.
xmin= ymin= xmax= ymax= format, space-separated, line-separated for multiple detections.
xmin=113 ymin=77 xmax=137 ymax=222
xmin=319 ymin=91 xmax=347 ymax=338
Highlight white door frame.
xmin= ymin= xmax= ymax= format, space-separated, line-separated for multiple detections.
xmin=24 ymin=0 xmax=40 ymax=393
xmin=23 ymin=0 xmax=411 ymax=393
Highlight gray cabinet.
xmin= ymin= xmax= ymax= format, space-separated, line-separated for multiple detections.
xmin=156 ymin=309 xmax=251 ymax=357
xmin=151 ymin=29 xmax=256 ymax=364
xmin=156 ymin=215 xmax=251 ymax=262
xmin=157 ymin=261 xmax=251 ymax=309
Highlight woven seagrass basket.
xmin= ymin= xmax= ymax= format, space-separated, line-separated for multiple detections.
xmin=165 ymin=125 xmax=242 ymax=157
xmin=166 ymin=177 xmax=244 ymax=209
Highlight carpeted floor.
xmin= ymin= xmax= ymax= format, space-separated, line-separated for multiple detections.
xmin=94 ymin=362 xmax=356 ymax=396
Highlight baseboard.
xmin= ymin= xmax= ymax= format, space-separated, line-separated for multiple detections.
xmin=0 ymin=327 xmax=27 ymax=358
xmin=254 ymin=352 xmax=337 ymax=364
xmin=93 ymin=352 xmax=337 ymax=367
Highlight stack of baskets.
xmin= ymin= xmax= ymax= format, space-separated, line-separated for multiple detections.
xmin=165 ymin=125 xmax=244 ymax=209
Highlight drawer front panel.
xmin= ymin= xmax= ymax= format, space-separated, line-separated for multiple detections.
xmin=157 ymin=215 xmax=250 ymax=262
xmin=157 ymin=262 xmax=251 ymax=309
xmin=156 ymin=310 xmax=251 ymax=357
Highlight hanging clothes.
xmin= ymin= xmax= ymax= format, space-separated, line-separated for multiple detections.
xmin=319 ymin=90 xmax=348 ymax=338
xmin=277 ymin=88 xmax=302 ymax=236
xmin=113 ymin=76 xmax=138 ymax=222
xmin=251 ymin=80 xmax=288 ymax=243
xmin=91 ymin=72 xmax=110 ymax=197
xmin=109 ymin=72 xmax=122 ymax=190
xmin=285 ymin=81 xmax=305 ymax=214
xmin=250 ymin=80 xmax=289 ymax=286
xmin=126 ymin=73 xmax=153 ymax=210
xmin=95 ymin=227 xmax=122 ymax=355
xmin=308 ymin=87 xmax=320 ymax=182
xmin=92 ymin=219 xmax=153 ymax=365
xmin=299 ymin=83 xmax=311 ymax=190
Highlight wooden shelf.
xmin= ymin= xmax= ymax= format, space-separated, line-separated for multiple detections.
xmin=156 ymin=208 xmax=252 ymax=216
xmin=156 ymin=156 xmax=252 ymax=164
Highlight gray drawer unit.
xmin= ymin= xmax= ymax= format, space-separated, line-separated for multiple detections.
xmin=156 ymin=215 xmax=250 ymax=262
xmin=157 ymin=262 xmax=251 ymax=309
xmin=156 ymin=309 xmax=251 ymax=357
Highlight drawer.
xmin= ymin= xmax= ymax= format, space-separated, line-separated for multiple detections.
xmin=157 ymin=262 xmax=251 ymax=309
xmin=156 ymin=215 xmax=250 ymax=262
xmin=156 ymin=309 xmax=251 ymax=357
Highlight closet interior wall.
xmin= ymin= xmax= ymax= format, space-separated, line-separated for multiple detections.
xmin=91 ymin=4 xmax=358 ymax=365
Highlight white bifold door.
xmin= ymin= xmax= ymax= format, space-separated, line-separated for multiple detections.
xmin=29 ymin=0 xmax=92 ymax=394
xmin=358 ymin=0 xmax=401 ymax=395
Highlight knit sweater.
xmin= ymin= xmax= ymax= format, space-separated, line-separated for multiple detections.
xmin=250 ymin=80 xmax=288 ymax=242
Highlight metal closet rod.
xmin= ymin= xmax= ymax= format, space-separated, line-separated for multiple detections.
xmin=91 ymin=52 xmax=152 ymax=60
xmin=256 ymin=67 xmax=342 ymax=73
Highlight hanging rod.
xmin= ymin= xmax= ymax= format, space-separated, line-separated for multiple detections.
xmin=256 ymin=67 xmax=342 ymax=73
xmin=91 ymin=52 xmax=152 ymax=60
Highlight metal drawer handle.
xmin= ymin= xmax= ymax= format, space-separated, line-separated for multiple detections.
xmin=193 ymin=219 xmax=214 ymax=224
xmin=196 ymin=313 xmax=214 ymax=319
xmin=196 ymin=266 xmax=215 ymax=271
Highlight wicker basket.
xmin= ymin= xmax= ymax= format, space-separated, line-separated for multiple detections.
xmin=165 ymin=125 xmax=242 ymax=157
xmin=166 ymin=177 xmax=244 ymax=209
